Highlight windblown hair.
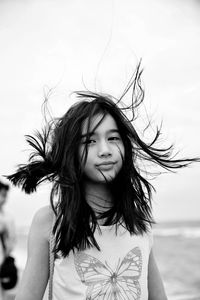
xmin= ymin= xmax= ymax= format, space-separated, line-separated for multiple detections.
xmin=7 ymin=63 xmax=199 ymax=257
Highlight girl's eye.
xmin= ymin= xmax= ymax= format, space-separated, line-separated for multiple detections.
xmin=83 ymin=139 xmax=96 ymax=145
xmin=108 ymin=136 xmax=121 ymax=141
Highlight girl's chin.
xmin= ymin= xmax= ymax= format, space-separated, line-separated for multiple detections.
xmin=82 ymin=170 xmax=119 ymax=184
xmin=86 ymin=175 xmax=116 ymax=184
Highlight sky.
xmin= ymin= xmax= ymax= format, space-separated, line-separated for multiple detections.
xmin=0 ymin=0 xmax=200 ymax=228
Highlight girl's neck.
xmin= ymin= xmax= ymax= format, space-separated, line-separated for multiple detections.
xmin=84 ymin=182 xmax=113 ymax=214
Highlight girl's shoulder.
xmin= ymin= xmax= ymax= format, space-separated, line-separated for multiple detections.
xmin=33 ymin=205 xmax=54 ymax=224
xmin=30 ymin=205 xmax=55 ymax=241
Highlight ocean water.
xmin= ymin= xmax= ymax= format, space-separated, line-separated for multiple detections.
xmin=10 ymin=220 xmax=200 ymax=300
xmin=153 ymin=221 xmax=200 ymax=300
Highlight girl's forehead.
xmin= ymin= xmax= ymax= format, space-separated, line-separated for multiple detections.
xmin=81 ymin=113 xmax=118 ymax=134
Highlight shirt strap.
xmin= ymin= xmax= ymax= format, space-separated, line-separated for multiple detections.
xmin=48 ymin=214 xmax=56 ymax=300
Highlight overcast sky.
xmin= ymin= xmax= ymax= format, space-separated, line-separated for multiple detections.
xmin=0 ymin=0 xmax=200 ymax=228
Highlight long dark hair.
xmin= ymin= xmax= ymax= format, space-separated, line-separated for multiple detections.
xmin=6 ymin=63 xmax=199 ymax=257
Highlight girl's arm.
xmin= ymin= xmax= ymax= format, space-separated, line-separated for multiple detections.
xmin=15 ymin=206 xmax=53 ymax=300
xmin=148 ymin=249 xmax=168 ymax=300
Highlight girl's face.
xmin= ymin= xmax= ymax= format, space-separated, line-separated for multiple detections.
xmin=79 ymin=113 xmax=125 ymax=183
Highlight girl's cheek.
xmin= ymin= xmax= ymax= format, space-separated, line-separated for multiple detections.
xmin=78 ymin=146 xmax=86 ymax=164
xmin=117 ymin=143 xmax=125 ymax=158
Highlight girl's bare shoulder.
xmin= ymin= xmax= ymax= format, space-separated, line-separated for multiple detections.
xmin=30 ymin=205 xmax=55 ymax=241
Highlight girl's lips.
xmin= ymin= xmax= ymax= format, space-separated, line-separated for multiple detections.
xmin=96 ymin=162 xmax=116 ymax=170
xmin=96 ymin=161 xmax=116 ymax=166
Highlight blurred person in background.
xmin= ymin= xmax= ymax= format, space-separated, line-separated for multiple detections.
xmin=0 ymin=181 xmax=16 ymax=299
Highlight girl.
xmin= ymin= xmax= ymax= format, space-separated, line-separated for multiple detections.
xmin=7 ymin=64 xmax=198 ymax=300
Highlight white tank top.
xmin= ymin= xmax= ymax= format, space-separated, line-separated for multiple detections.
xmin=52 ymin=224 xmax=153 ymax=300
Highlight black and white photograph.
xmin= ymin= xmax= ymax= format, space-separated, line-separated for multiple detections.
xmin=0 ymin=1 xmax=200 ymax=299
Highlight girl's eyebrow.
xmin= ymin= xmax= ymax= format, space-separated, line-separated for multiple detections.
xmin=107 ymin=129 xmax=120 ymax=134
xmin=81 ymin=129 xmax=119 ymax=138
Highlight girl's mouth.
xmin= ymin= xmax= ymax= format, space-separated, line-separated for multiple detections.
xmin=96 ymin=162 xmax=116 ymax=171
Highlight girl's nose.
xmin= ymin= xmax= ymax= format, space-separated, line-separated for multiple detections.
xmin=98 ymin=140 xmax=112 ymax=157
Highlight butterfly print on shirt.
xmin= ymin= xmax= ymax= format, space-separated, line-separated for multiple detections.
xmin=74 ymin=247 xmax=142 ymax=300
